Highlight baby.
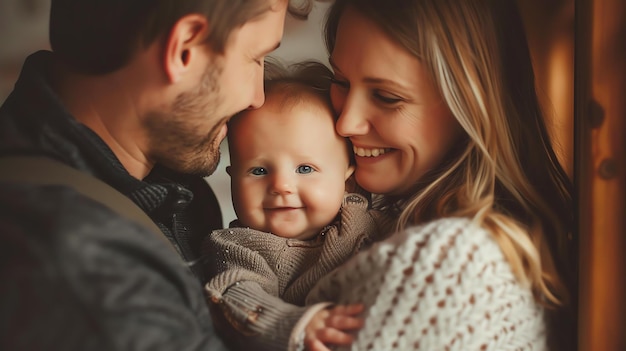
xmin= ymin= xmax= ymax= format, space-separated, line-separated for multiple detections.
xmin=203 ymin=61 xmax=392 ymax=351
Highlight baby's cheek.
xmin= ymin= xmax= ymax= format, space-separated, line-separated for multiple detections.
xmin=305 ymin=187 xmax=344 ymax=225
xmin=232 ymin=187 xmax=263 ymax=228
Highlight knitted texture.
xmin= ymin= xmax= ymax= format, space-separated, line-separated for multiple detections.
xmin=204 ymin=193 xmax=394 ymax=305
xmin=202 ymin=193 xmax=394 ymax=350
xmin=306 ymin=217 xmax=547 ymax=351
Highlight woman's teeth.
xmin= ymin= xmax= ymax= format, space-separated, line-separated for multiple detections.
xmin=353 ymin=146 xmax=390 ymax=157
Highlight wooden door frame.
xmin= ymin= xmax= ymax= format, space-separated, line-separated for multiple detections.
xmin=575 ymin=0 xmax=626 ymax=350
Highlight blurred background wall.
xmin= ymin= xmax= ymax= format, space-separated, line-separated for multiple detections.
xmin=0 ymin=0 xmax=51 ymax=102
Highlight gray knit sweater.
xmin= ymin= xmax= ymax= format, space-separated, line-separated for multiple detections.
xmin=203 ymin=193 xmax=393 ymax=351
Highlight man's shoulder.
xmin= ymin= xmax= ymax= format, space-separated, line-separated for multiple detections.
xmin=0 ymin=181 xmax=206 ymax=308
xmin=0 ymin=182 xmax=223 ymax=351
xmin=0 ymin=182 xmax=176 ymax=264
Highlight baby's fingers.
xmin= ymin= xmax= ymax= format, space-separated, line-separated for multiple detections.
xmin=308 ymin=339 xmax=332 ymax=351
xmin=330 ymin=303 xmax=364 ymax=316
xmin=326 ymin=313 xmax=364 ymax=331
xmin=316 ymin=327 xmax=355 ymax=346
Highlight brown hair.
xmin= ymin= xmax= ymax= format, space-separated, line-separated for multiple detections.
xmin=262 ymin=58 xmax=333 ymax=108
xmin=228 ymin=59 xmax=354 ymax=163
xmin=50 ymin=0 xmax=288 ymax=74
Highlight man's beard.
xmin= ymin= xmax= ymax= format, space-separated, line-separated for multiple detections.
xmin=145 ymin=64 xmax=226 ymax=177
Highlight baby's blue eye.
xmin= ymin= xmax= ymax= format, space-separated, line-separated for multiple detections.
xmin=250 ymin=167 xmax=267 ymax=176
xmin=296 ymin=165 xmax=314 ymax=174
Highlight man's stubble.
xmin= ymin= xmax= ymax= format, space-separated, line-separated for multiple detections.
xmin=146 ymin=63 xmax=227 ymax=177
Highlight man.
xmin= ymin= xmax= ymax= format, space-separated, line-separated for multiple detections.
xmin=0 ymin=0 xmax=287 ymax=349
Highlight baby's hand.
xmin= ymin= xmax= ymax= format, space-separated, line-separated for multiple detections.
xmin=304 ymin=304 xmax=364 ymax=351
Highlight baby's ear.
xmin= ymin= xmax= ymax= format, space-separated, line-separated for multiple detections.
xmin=344 ymin=165 xmax=355 ymax=180
xmin=226 ymin=165 xmax=232 ymax=176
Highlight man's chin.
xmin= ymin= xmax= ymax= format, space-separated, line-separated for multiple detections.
xmin=191 ymin=157 xmax=220 ymax=178
xmin=159 ymin=152 xmax=220 ymax=178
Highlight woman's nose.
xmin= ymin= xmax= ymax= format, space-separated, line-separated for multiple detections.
xmin=335 ymin=93 xmax=369 ymax=137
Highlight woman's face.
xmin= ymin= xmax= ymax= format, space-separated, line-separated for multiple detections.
xmin=329 ymin=7 xmax=463 ymax=196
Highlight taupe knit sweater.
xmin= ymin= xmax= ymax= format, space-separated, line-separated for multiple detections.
xmin=203 ymin=193 xmax=393 ymax=351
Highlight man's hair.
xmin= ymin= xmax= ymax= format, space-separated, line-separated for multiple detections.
xmin=49 ymin=0 xmax=285 ymax=74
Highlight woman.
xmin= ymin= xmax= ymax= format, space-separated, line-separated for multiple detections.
xmin=304 ymin=0 xmax=575 ymax=350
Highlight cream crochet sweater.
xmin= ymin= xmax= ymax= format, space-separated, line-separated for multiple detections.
xmin=305 ymin=217 xmax=547 ymax=351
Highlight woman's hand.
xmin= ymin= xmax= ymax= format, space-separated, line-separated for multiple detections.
xmin=304 ymin=304 xmax=364 ymax=351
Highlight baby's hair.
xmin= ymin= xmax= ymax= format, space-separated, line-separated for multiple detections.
xmin=228 ymin=58 xmax=354 ymax=164
xmin=262 ymin=58 xmax=333 ymax=110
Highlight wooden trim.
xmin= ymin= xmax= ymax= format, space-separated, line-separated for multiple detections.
xmin=575 ymin=0 xmax=626 ymax=350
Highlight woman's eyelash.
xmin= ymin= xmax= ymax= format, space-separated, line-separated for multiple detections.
xmin=375 ymin=93 xmax=402 ymax=104
xmin=330 ymin=77 xmax=402 ymax=105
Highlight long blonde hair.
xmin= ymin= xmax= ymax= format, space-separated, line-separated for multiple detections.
xmin=325 ymin=0 xmax=574 ymax=308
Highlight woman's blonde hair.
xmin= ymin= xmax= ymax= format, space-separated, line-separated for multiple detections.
xmin=325 ymin=0 xmax=574 ymax=310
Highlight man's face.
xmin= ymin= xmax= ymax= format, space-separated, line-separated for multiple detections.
xmin=147 ymin=2 xmax=287 ymax=176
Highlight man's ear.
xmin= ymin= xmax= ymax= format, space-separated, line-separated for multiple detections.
xmin=344 ymin=165 xmax=355 ymax=180
xmin=163 ymin=14 xmax=211 ymax=83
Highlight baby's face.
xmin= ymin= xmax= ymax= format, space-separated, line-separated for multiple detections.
xmin=228 ymin=99 xmax=353 ymax=240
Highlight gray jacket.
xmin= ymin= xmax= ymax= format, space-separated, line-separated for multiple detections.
xmin=0 ymin=51 xmax=227 ymax=351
